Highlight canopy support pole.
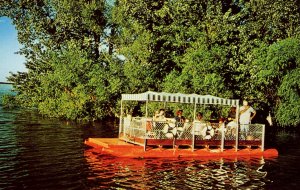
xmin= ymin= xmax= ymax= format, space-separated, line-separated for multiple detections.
xmin=145 ymin=100 xmax=148 ymax=118
xmin=221 ymin=125 xmax=224 ymax=152
xmin=119 ymin=100 xmax=123 ymax=138
xmin=144 ymin=100 xmax=148 ymax=151
xmin=235 ymin=101 xmax=240 ymax=152
xmin=261 ymin=124 xmax=265 ymax=152
xmin=192 ymin=103 xmax=197 ymax=152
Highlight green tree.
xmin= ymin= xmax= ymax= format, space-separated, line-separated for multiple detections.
xmin=250 ymin=38 xmax=300 ymax=127
xmin=113 ymin=0 xmax=300 ymax=126
xmin=1 ymin=0 xmax=124 ymax=120
xmin=113 ymin=0 xmax=198 ymax=92
xmin=1 ymin=0 xmax=300 ymax=125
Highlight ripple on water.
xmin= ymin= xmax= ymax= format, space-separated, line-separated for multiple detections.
xmin=1 ymin=106 xmax=300 ymax=189
xmin=0 ymin=110 xmax=89 ymax=190
xmin=84 ymin=151 xmax=278 ymax=190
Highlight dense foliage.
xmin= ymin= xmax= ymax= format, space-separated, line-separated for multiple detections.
xmin=1 ymin=0 xmax=299 ymax=126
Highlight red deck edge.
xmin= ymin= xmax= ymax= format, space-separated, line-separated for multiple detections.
xmin=85 ymin=138 xmax=278 ymax=158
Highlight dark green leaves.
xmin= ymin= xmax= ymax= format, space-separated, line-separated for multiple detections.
xmin=1 ymin=0 xmax=299 ymax=125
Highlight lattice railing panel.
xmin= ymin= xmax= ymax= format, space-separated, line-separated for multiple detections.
xmin=119 ymin=117 xmax=265 ymax=150
xmin=238 ymin=124 xmax=264 ymax=141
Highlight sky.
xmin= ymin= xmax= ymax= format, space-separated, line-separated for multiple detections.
xmin=0 ymin=17 xmax=26 ymax=82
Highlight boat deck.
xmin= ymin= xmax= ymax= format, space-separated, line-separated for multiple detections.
xmin=88 ymin=138 xmax=137 ymax=148
xmin=85 ymin=138 xmax=278 ymax=158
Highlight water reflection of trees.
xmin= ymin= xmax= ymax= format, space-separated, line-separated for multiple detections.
xmin=85 ymin=150 xmax=273 ymax=189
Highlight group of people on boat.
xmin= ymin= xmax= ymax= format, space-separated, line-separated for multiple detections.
xmin=153 ymin=109 xmax=188 ymax=138
xmin=152 ymin=100 xmax=256 ymax=139
xmin=153 ymin=109 xmax=187 ymax=122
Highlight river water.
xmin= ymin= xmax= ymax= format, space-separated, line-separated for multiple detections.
xmin=0 ymin=84 xmax=300 ymax=190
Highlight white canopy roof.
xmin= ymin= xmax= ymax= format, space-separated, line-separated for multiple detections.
xmin=122 ymin=91 xmax=239 ymax=106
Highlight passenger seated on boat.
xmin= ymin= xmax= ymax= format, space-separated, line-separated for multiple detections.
xmin=225 ymin=106 xmax=237 ymax=135
xmin=200 ymin=122 xmax=215 ymax=140
xmin=151 ymin=109 xmax=167 ymax=138
xmin=193 ymin=112 xmax=207 ymax=135
xmin=216 ymin=117 xmax=226 ymax=135
xmin=153 ymin=109 xmax=166 ymax=121
xmin=174 ymin=109 xmax=185 ymax=127
xmin=227 ymin=106 xmax=236 ymax=122
xmin=196 ymin=112 xmax=205 ymax=123
xmin=194 ymin=122 xmax=207 ymax=136
xmin=153 ymin=110 xmax=159 ymax=120
xmin=163 ymin=122 xmax=177 ymax=139
xmin=226 ymin=121 xmax=237 ymax=136
xmin=175 ymin=110 xmax=185 ymax=122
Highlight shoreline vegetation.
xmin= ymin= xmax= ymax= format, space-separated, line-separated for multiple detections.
xmin=0 ymin=1 xmax=299 ymax=126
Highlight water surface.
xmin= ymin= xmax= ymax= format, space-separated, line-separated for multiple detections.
xmin=0 ymin=84 xmax=299 ymax=189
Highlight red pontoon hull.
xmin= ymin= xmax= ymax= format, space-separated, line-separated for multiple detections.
xmin=85 ymin=138 xmax=278 ymax=158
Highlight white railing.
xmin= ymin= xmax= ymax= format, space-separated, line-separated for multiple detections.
xmin=119 ymin=117 xmax=265 ymax=151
